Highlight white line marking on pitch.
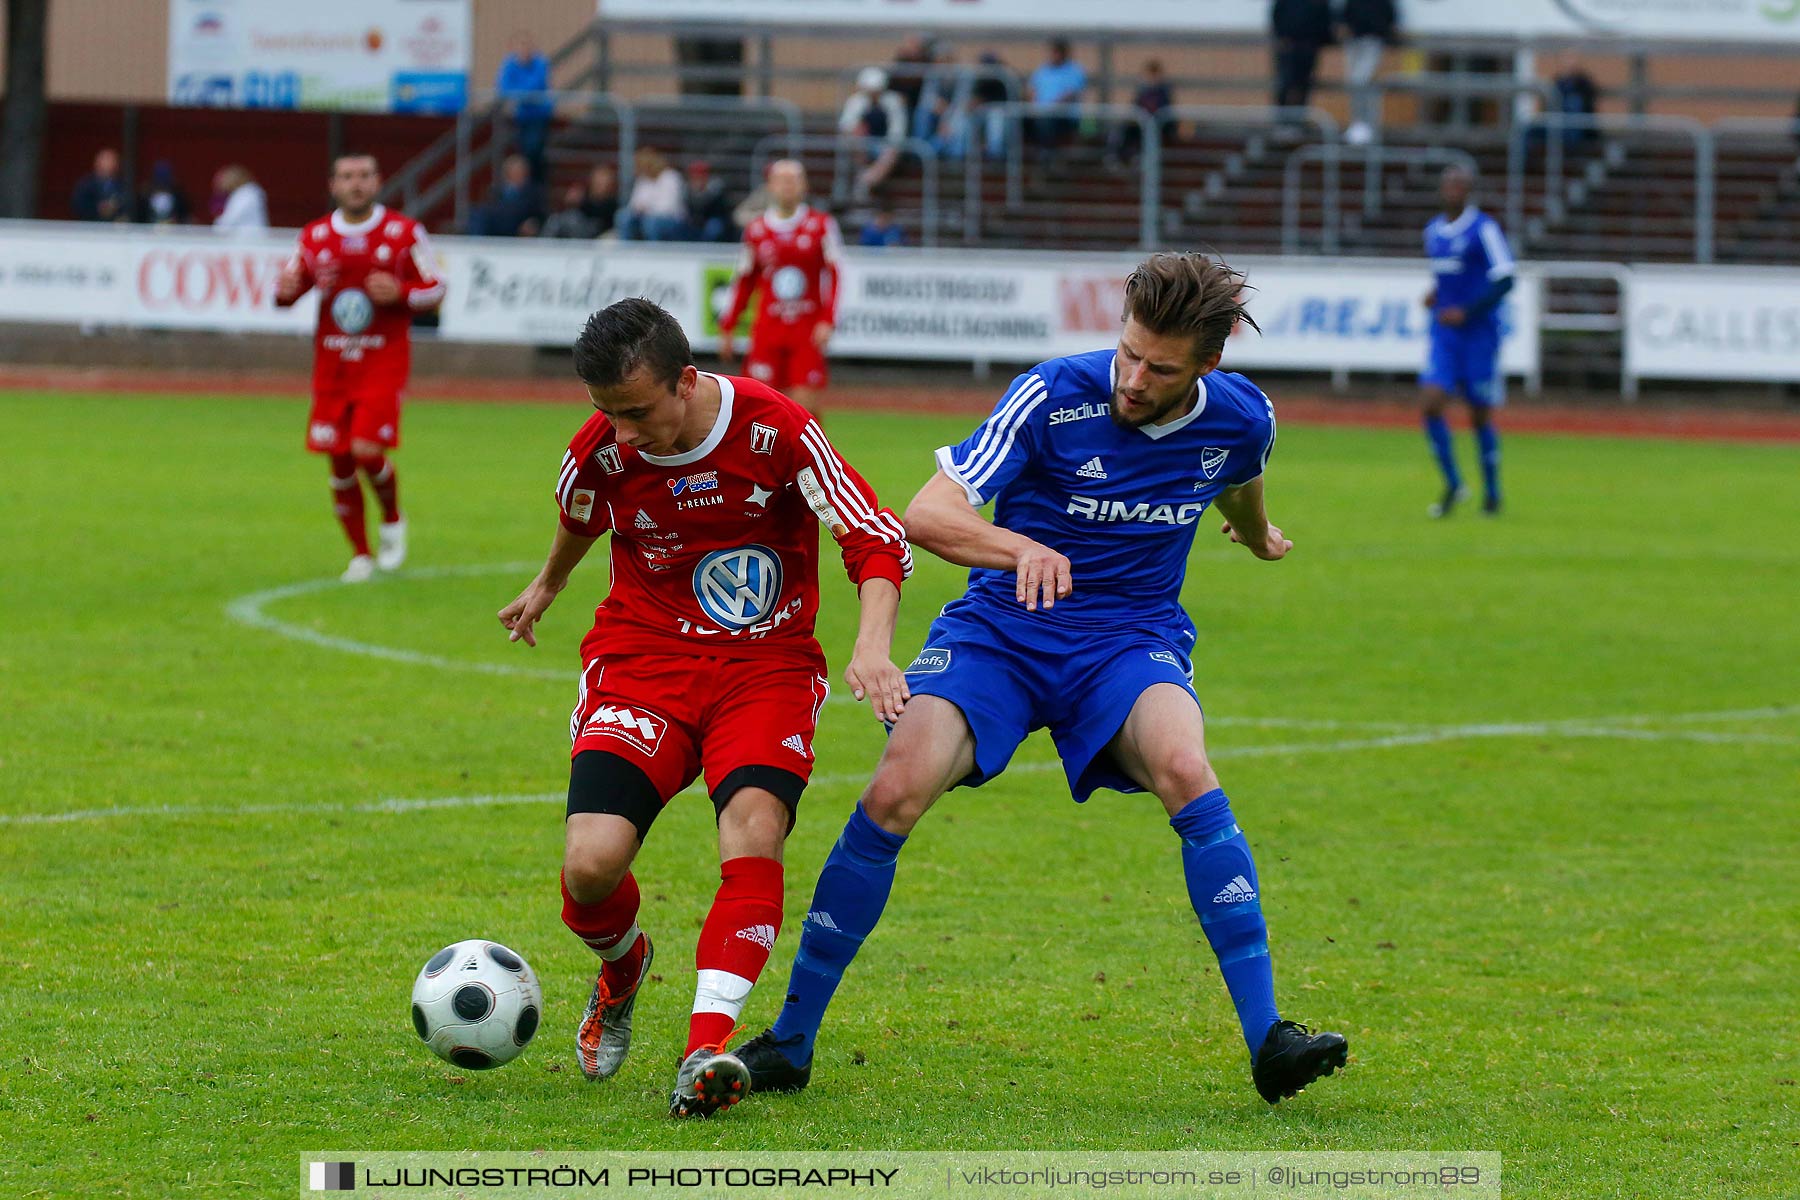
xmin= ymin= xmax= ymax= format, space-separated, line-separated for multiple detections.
xmin=224 ymin=562 xmax=574 ymax=680
xmin=221 ymin=564 xmax=1421 ymax=723
xmin=6 ymin=706 xmax=1791 ymax=827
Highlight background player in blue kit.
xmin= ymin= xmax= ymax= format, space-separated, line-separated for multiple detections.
xmin=1421 ymin=164 xmax=1515 ymax=518
xmin=738 ymin=252 xmax=1348 ymax=1106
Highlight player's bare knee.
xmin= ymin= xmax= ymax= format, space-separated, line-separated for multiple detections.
xmin=1150 ymin=744 xmax=1219 ymax=808
xmin=561 ymin=847 xmax=630 ymax=905
xmin=860 ymin=767 xmax=932 ymax=836
xmin=716 ymin=788 xmax=790 ymax=857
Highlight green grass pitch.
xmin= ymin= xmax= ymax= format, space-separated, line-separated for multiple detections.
xmin=1 ymin=387 xmax=1795 ymax=1197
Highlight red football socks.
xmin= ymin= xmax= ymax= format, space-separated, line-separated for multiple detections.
xmin=328 ymin=454 xmax=370 ymax=556
xmin=561 ymin=869 xmax=646 ymax=993
xmin=688 ymin=856 xmax=784 ymax=1054
xmin=361 ymin=456 xmax=401 ymax=524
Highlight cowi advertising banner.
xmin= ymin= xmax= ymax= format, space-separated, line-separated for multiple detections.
xmin=1625 ymin=267 xmax=1800 ymax=382
xmin=0 ymin=222 xmax=318 ymax=332
xmin=168 ymin=0 xmax=470 ymax=114
xmin=596 ymin=0 xmax=1800 ymax=41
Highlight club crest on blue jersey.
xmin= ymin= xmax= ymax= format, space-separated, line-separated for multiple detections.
xmin=1200 ymin=446 xmax=1230 ymax=479
xmin=692 ymin=545 xmax=783 ymax=629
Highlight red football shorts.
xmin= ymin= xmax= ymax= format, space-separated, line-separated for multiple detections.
xmin=568 ymin=653 xmax=830 ymax=802
xmin=306 ymin=376 xmax=403 ymax=454
xmin=743 ymin=323 xmax=828 ymax=391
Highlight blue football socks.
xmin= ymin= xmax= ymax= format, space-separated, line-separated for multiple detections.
xmin=1423 ymin=412 xmax=1462 ymax=491
xmin=1475 ymin=422 xmax=1502 ymax=503
xmin=769 ymin=803 xmax=907 ymax=1063
xmin=1172 ymin=789 xmax=1281 ymax=1056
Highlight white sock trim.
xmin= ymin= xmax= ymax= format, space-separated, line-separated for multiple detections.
xmin=692 ymin=968 xmax=754 ymax=1018
xmin=583 ymin=922 xmax=640 ymax=962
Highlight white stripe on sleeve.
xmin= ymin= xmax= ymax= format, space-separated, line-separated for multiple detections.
xmin=951 ymin=374 xmax=1044 ymax=485
xmin=1479 ymin=219 xmax=1515 ymax=279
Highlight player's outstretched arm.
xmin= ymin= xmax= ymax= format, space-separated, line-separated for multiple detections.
xmin=905 ymin=471 xmax=1073 ymax=612
xmin=844 ymin=577 xmax=909 ymax=723
xmin=1214 ymin=476 xmax=1292 ymax=562
xmin=498 ymin=522 xmax=600 ymax=647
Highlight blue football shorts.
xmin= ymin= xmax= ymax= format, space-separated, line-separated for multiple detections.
xmin=900 ymin=596 xmax=1200 ymax=802
xmin=1421 ymin=323 xmax=1505 ymax=409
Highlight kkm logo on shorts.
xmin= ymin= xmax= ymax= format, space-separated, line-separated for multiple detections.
xmin=693 ymin=545 xmax=783 ymax=630
xmin=582 ymin=704 xmax=667 ymax=755
xmin=907 ymin=647 xmax=952 ymax=675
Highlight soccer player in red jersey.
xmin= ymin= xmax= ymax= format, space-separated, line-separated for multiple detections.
xmin=497 ymin=298 xmax=911 ymax=1117
xmin=718 ymin=159 xmax=842 ymax=414
xmin=275 ymin=153 xmax=446 ymax=582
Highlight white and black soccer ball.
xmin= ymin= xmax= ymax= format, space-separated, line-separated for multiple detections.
xmin=410 ymin=940 xmax=542 ymax=1070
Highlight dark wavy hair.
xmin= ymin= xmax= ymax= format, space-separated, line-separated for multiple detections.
xmin=572 ymin=298 xmax=692 ymax=390
xmin=1121 ymin=252 xmax=1260 ymax=362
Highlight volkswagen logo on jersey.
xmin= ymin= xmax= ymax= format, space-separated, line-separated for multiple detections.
xmin=771 ymin=265 xmax=808 ymax=301
xmin=330 ymin=288 xmax=375 ymax=334
xmin=693 ymin=545 xmax=784 ymax=629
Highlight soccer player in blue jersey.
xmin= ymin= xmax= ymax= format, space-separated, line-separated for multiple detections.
xmin=1421 ymin=164 xmax=1515 ymax=518
xmin=737 ymin=252 xmax=1348 ymax=1105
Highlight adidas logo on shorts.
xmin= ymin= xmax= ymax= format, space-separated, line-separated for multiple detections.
xmin=781 ymin=733 xmax=809 ymax=756
xmin=1075 ymin=456 xmax=1108 ymax=480
xmin=735 ymin=923 xmax=777 ymax=950
xmin=1212 ymin=875 xmax=1258 ymax=904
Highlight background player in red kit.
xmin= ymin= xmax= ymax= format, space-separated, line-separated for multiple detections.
xmin=497 ymin=299 xmax=911 ymax=1117
xmin=718 ymin=159 xmax=841 ymax=414
xmin=275 ymin=153 xmax=446 ymax=582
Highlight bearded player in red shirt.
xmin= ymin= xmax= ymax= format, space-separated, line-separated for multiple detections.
xmin=275 ymin=153 xmax=446 ymax=582
xmin=718 ymin=159 xmax=842 ymax=414
xmin=498 ymin=298 xmax=911 ymax=1117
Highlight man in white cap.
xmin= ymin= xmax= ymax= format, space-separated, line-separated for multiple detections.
xmin=838 ymin=67 xmax=908 ymax=200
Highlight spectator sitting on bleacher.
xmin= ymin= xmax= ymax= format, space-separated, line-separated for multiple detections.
xmin=471 ymin=154 xmax=547 ymax=237
xmin=1105 ymin=60 xmax=1173 ymax=170
xmin=211 ymin=165 xmax=269 ymax=235
xmin=136 ymin=160 xmax=190 ymax=226
xmin=959 ymin=52 xmax=1014 ymax=162
xmin=1025 ymin=39 xmax=1088 ymax=170
xmin=888 ymin=34 xmax=936 ymax=127
xmin=618 ymin=147 xmax=688 ymax=241
xmin=72 ymin=148 xmax=130 ymax=223
xmin=583 ymin=164 xmax=620 ymax=237
xmin=685 ymin=160 xmax=735 ymax=243
xmin=859 ymin=208 xmax=905 ymax=248
xmin=839 ymin=67 xmax=909 ymax=201
xmin=542 ymin=183 xmax=601 ymax=239
xmin=496 ymin=31 xmax=553 ymax=180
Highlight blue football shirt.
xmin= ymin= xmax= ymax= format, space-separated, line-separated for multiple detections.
xmin=1425 ymin=205 xmax=1514 ymax=332
xmin=935 ymin=348 xmax=1276 ymax=629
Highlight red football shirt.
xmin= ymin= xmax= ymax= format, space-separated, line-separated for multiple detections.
xmin=555 ymin=372 xmax=910 ymax=668
xmin=720 ymin=204 xmax=842 ymax=336
xmin=277 ymin=204 xmax=446 ymax=394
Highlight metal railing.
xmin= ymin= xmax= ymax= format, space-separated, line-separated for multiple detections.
xmin=1282 ymin=144 xmax=1478 ymax=256
xmin=1510 ymin=112 xmax=1714 ymax=261
xmin=982 ymin=101 xmax=1161 ymax=246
